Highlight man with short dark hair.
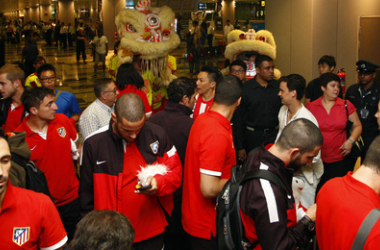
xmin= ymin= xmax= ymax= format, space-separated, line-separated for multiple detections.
xmin=230 ymin=59 xmax=247 ymax=83
xmin=0 ymin=64 xmax=27 ymax=132
xmin=149 ymin=77 xmax=196 ymax=165
xmin=305 ymin=55 xmax=342 ymax=103
xmin=149 ymin=77 xmax=196 ymax=250
xmin=79 ymin=78 xmax=119 ymax=141
xmin=188 ymin=20 xmax=201 ymax=78
xmin=0 ymin=128 xmax=68 ymax=249
xmin=276 ymin=74 xmax=322 ymax=208
xmin=92 ymin=30 xmax=108 ymax=76
xmin=182 ymin=75 xmax=243 ymax=250
xmin=276 ymin=74 xmax=317 ymax=140
xmin=206 ymin=22 xmax=214 ymax=48
xmin=193 ymin=65 xmax=222 ymax=119
xmin=59 ymin=22 xmax=67 ymax=49
xmin=80 ymin=93 xmax=182 ymax=249
xmin=76 ymin=29 xmax=87 ymax=64
xmin=233 ymin=55 xmax=282 ymax=162
xmin=240 ymin=118 xmax=323 ymax=249
xmin=15 ymin=87 xmax=80 ymax=242
xmin=67 ymin=23 xmax=75 ymax=47
xmin=69 ymin=210 xmax=135 ymax=250
xmin=37 ymin=64 xmax=81 ymax=122
xmin=224 ymin=19 xmax=234 ymax=42
xmin=346 ymin=60 xmax=380 ymax=159
xmin=316 ymin=135 xmax=380 ymax=249
xmin=25 ymin=56 xmax=46 ymax=88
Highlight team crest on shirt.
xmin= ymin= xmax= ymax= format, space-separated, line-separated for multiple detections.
xmin=57 ymin=127 xmax=67 ymax=138
xmin=150 ymin=141 xmax=159 ymax=154
xmin=13 ymin=227 xmax=30 ymax=246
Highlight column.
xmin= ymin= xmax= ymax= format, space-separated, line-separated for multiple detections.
xmin=102 ymin=0 xmax=126 ymax=50
xmin=58 ymin=0 xmax=75 ymax=27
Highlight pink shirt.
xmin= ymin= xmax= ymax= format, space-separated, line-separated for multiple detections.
xmin=306 ymin=97 xmax=356 ymax=163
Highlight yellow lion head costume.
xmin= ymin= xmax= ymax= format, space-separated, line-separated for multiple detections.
xmin=115 ymin=0 xmax=180 ymax=84
xmin=224 ymin=29 xmax=281 ymax=79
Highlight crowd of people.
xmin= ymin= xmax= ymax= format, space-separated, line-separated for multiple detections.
xmin=1 ymin=17 xmax=380 ymax=250
xmin=1 ymin=18 xmax=105 ymax=76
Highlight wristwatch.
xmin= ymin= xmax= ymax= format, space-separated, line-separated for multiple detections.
xmin=300 ymin=215 xmax=315 ymax=231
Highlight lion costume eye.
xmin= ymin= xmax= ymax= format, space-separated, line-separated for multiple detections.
xmin=146 ymin=14 xmax=161 ymax=29
xmin=149 ymin=16 xmax=158 ymax=25
xmin=163 ymin=29 xmax=170 ymax=38
xmin=126 ymin=23 xmax=136 ymax=33
xmin=258 ymin=36 xmax=267 ymax=42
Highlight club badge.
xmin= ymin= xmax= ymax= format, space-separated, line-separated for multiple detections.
xmin=150 ymin=141 xmax=159 ymax=154
xmin=57 ymin=127 xmax=67 ymax=138
xmin=13 ymin=227 xmax=30 ymax=246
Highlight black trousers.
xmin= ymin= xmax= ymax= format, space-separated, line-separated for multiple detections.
xmin=207 ymin=34 xmax=213 ymax=48
xmin=189 ymin=233 xmax=218 ymax=250
xmin=244 ymin=127 xmax=278 ymax=153
xmin=56 ymin=198 xmax=80 ymax=243
xmin=316 ymin=157 xmax=357 ymax=196
xmin=68 ymin=34 xmax=73 ymax=47
xmin=45 ymin=30 xmax=52 ymax=45
xmin=60 ymin=34 xmax=67 ymax=48
xmin=163 ymin=188 xmax=191 ymax=250
xmin=76 ymin=46 xmax=86 ymax=61
xmin=132 ymin=232 xmax=164 ymax=250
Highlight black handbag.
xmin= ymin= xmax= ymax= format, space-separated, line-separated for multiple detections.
xmin=345 ymin=100 xmax=364 ymax=159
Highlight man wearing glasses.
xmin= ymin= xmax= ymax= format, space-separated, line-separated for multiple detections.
xmin=346 ymin=60 xmax=380 ymax=159
xmin=229 ymin=59 xmax=247 ymax=83
xmin=37 ymin=64 xmax=81 ymax=123
xmin=79 ymin=78 xmax=119 ymax=141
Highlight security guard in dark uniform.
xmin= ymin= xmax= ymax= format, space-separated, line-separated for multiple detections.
xmin=345 ymin=60 xmax=380 ymax=159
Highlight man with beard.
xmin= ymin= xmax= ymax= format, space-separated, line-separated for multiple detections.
xmin=0 ymin=64 xmax=27 ymax=132
xmin=345 ymin=60 xmax=380 ymax=159
xmin=80 ymin=93 xmax=182 ymax=249
xmin=0 ymin=128 xmax=68 ymax=249
xmin=240 ymin=118 xmax=323 ymax=249
xmin=276 ymin=74 xmax=323 ymax=209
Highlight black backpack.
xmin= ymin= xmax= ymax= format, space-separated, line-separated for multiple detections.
xmin=216 ymin=164 xmax=289 ymax=250
xmin=11 ymin=153 xmax=55 ymax=203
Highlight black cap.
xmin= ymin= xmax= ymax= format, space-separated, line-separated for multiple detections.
xmin=356 ymin=60 xmax=379 ymax=74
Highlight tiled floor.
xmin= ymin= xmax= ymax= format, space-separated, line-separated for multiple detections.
xmin=5 ymin=40 xmax=223 ymax=110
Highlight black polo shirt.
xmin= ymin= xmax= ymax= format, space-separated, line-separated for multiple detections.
xmin=345 ymin=82 xmax=380 ymax=140
xmin=232 ymin=78 xmax=281 ymax=150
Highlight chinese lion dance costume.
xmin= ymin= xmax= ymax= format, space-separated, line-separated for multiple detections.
xmin=224 ymin=29 xmax=281 ymax=79
xmin=115 ymin=0 xmax=180 ymax=87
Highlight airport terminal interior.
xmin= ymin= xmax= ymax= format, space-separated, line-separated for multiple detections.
xmin=3 ymin=39 xmax=202 ymax=110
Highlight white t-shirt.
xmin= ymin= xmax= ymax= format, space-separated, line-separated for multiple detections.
xmin=276 ymin=104 xmax=319 ymax=142
xmin=93 ymin=35 xmax=108 ymax=54
xmin=224 ymin=24 xmax=234 ymax=37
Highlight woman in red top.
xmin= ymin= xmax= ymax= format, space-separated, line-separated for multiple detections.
xmin=306 ymin=72 xmax=362 ymax=193
xmin=116 ymin=63 xmax=152 ymax=117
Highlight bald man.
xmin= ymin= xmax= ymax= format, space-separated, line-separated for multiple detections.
xmin=79 ymin=93 xmax=182 ymax=250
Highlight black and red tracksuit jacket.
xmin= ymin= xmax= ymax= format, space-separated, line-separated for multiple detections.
xmin=79 ymin=121 xmax=182 ymax=218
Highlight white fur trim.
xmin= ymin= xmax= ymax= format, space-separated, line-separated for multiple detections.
xmin=137 ymin=164 xmax=169 ymax=184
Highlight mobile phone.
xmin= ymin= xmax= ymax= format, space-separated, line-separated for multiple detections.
xmin=136 ymin=185 xmax=152 ymax=191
